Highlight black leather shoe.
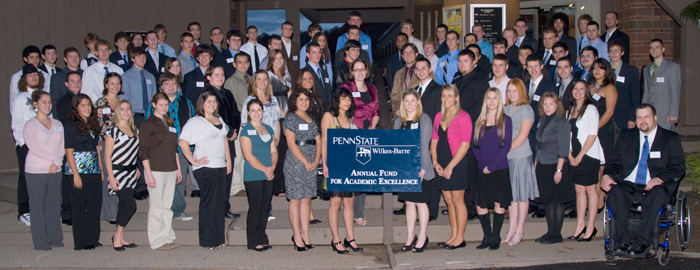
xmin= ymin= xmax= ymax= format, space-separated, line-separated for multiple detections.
xmin=83 ymin=245 xmax=96 ymax=250
xmin=123 ymin=243 xmax=137 ymax=248
xmin=541 ymin=236 xmax=563 ymax=244
xmin=535 ymin=234 xmax=550 ymax=243
xmin=309 ymin=219 xmax=322 ymax=224
xmin=191 ymin=190 xmax=201 ymax=198
xmin=108 ymin=220 xmax=117 ymax=225
xmin=441 ymin=209 xmax=448 ymax=215
xmin=627 ymin=243 xmax=649 ymax=257
xmin=134 ymin=192 xmax=149 ymax=200
xmin=428 ymin=216 xmax=437 ymax=222
xmin=444 ymin=241 xmax=466 ymax=250
xmin=62 ymin=219 xmax=72 ymax=226
xmin=95 ymin=242 xmax=102 ymax=247
xmin=393 ymin=209 xmax=406 ymax=215
xmin=225 ymin=211 xmax=240 ymax=219
xmin=531 ymin=210 xmax=545 ymax=218
xmin=613 ymin=244 xmax=630 ymax=255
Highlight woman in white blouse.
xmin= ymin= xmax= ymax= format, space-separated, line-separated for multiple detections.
xmin=565 ymin=79 xmax=603 ymax=242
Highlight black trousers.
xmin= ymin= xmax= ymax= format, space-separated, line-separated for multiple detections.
xmin=225 ymin=140 xmax=235 ymax=213
xmin=244 ymin=180 xmax=273 ymax=248
xmin=428 ymin=179 xmax=442 ymax=218
xmin=609 ymin=181 xmax=668 ymax=246
xmin=463 ymin=150 xmax=478 ymax=215
xmin=61 ymin=173 xmax=73 ymax=221
xmin=194 ymin=167 xmax=227 ymax=247
xmin=16 ymin=145 xmax=30 ymax=217
xmin=133 ymin=114 xmax=148 ymax=195
xmin=114 ymin=188 xmax=137 ymax=227
xmin=70 ymin=174 xmax=102 ymax=250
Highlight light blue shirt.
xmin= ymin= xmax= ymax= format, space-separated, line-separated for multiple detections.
xmin=336 ymin=31 xmax=373 ymax=62
xmin=119 ymin=66 xmax=157 ymax=114
xmin=157 ymin=43 xmax=176 ymax=58
xmin=228 ymin=48 xmax=239 ymax=60
xmin=477 ymin=40 xmax=493 ymax=61
xmin=434 ymin=49 xmax=460 ymax=85
xmin=589 ymin=38 xmax=610 ymax=61
xmin=300 ymin=47 xmax=333 ymax=82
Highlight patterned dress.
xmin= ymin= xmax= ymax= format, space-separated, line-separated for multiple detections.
xmin=95 ymin=97 xmax=117 ymax=141
xmin=241 ymin=95 xmax=283 ymax=135
xmin=106 ymin=126 xmax=139 ymax=196
xmin=283 ymin=112 xmax=319 ymax=200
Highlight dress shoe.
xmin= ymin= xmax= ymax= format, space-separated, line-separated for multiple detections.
xmin=566 ymin=226 xmax=587 ymax=240
xmin=444 ymin=241 xmax=466 ymax=250
xmin=489 ymin=235 xmax=501 ymax=250
xmin=428 ymin=216 xmax=437 ymax=222
xmin=441 ymin=209 xmax=448 ymax=215
xmin=225 ymin=211 xmax=240 ymax=219
xmin=191 ymin=190 xmax=201 ymax=198
xmin=62 ymin=219 xmax=72 ymax=226
xmin=412 ymin=236 xmax=429 ymax=253
xmin=331 ymin=241 xmax=349 ymax=254
xmin=123 ymin=243 xmax=137 ymax=248
xmin=252 ymin=246 xmax=265 ymax=252
xmin=535 ymin=234 xmax=550 ymax=243
xmin=393 ymin=209 xmax=406 ymax=215
xmin=108 ymin=220 xmax=117 ymax=225
xmin=531 ymin=210 xmax=545 ymax=218
xmin=577 ymin=227 xmax=597 ymax=242
xmin=309 ymin=219 xmax=322 ymax=224
xmin=95 ymin=242 xmax=102 ymax=247
xmin=83 ymin=245 xmax=96 ymax=250
xmin=134 ymin=192 xmax=149 ymax=200
xmin=627 ymin=243 xmax=649 ymax=257
xmin=613 ymin=244 xmax=630 ymax=255
xmin=540 ymin=236 xmax=563 ymax=244
xmin=113 ymin=246 xmax=125 ymax=251
xmin=476 ymin=234 xmax=491 ymax=250
xmin=344 ymin=238 xmax=363 ymax=252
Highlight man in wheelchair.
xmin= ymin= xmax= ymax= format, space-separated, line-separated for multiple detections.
xmin=601 ymin=104 xmax=685 ymax=257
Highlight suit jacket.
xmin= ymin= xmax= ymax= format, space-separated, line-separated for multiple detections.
xmin=302 ymin=65 xmax=333 ymax=111
xmin=506 ymin=59 xmax=521 ymax=80
xmin=418 ymin=80 xmax=443 ymax=121
xmin=211 ymin=43 xmax=225 ymax=54
xmin=182 ymin=68 xmax=207 ymax=105
xmin=559 ymin=33 xmax=578 ymax=63
xmin=642 ymin=60 xmax=681 ymax=130
xmin=390 ymin=65 xmax=420 ymax=116
xmin=109 ymin=51 xmax=133 ymax=71
xmin=38 ymin=64 xmax=61 ymax=75
xmin=521 ymin=35 xmax=538 ymax=52
xmin=213 ymin=49 xmax=238 ymax=79
xmin=602 ymin=29 xmax=631 ymax=64
xmin=435 ymin=41 xmax=449 ymax=58
xmin=506 ymin=45 xmax=519 ymax=64
xmin=386 ymin=52 xmax=404 ymax=91
xmin=144 ymin=50 xmax=168 ymax=78
xmin=511 ymin=64 xmax=529 ymax=81
xmin=614 ymin=63 xmax=640 ymax=129
xmin=556 ymin=77 xmax=576 ymax=111
xmin=538 ymin=48 xmax=557 ymax=72
xmin=476 ymin=56 xmax=492 ymax=77
xmin=549 ymin=64 xmax=582 ymax=83
xmin=283 ymin=40 xmax=300 ymax=78
xmin=603 ymin=127 xmax=685 ymax=186
xmin=526 ymin=77 xmax=557 ymax=152
xmin=49 ymin=68 xmax=83 ymax=115
xmin=206 ymin=85 xmax=240 ymax=137
xmin=452 ymin=68 xmax=490 ymax=123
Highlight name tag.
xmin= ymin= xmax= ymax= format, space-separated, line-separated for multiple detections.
xmin=53 ymin=126 xmax=63 ymax=132
xmin=293 ymin=56 xmax=298 ymax=61
xmin=650 ymin=151 xmax=661 ymax=159
xmin=247 ymin=129 xmax=257 ymax=135
xmin=352 ymin=92 xmax=361 ymax=98
xmin=410 ymin=123 xmax=419 ymax=129
xmin=533 ymin=95 xmax=540 ymax=102
xmin=118 ymin=135 xmax=129 ymax=142
xmin=226 ymin=58 xmax=234 ymax=63
xmin=146 ymin=79 xmax=152 ymax=85
xmin=196 ymin=81 xmax=204 ymax=87
xmin=617 ymin=76 xmax=625 ymax=83
xmin=656 ymin=77 xmax=665 ymax=83
xmin=592 ymin=93 xmax=601 ymax=101
xmin=117 ymin=60 xmax=125 ymax=65
xmin=324 ymin=78 xmax=330 ymax=84
xmin=362 ymin=45 xmax=368 ymax=50
xmin=549 ymin=60 xmax=556 ymax=65
xmin=168 ymin=127 xmax=177 ymax=133
xmin=102 ymin=108 xmax=111 ymax=114
xmin=299 ymin=124 xmax=308 ymax=130
xmin=160 ymin=67 xmax=165 ymax=72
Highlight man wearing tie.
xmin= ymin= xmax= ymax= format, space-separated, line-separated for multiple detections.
xmin=435 ymin=24 xmax=449 ymax=58
xmin=514 ymin=19 xmax=538 ymax=52
xmin=573 ymin=46 xmax=598 ymax=81
xmin=39 ymin=45 xmax=61 ymax=76
xmin=120 ymin=48 xmax=157 ymax=127
xmin=386 ymin=34 xmax=408 ymax=91
xmin=434 ymin=31 xmax=460 ymax=85
xmin=525 ymin=54 xmax=557 ymax=154
xmin=554 ymin=58 xmax=576 ymax=110
xmin=81 ymin=39 xmax=124 ymax=103
xmin=642 ymin=39 xmax=680 ymax=131
xmin=601 ymin=104 xmax=685 ymax=257
xmin=209 ymin=27 xmax=226 ymax=54
xmin=213 ymin=29 xmax=244 ymax=79
xmin=608 ymin=40 xmax=639 ymax=130
xmin=110 ymin=32 xmax=132 ymax=71
xmin=240 ymin=26 xmax=268 ymax=74
xmin=143 ymin=31 xmax=168 ymax=78
xmin=390 ymin=43 xmax=420 ymax=119
xmin=301 ymin=42 xmax=333 ymax=109
xmin=176 ymin=33 xmax=197 ymax=76
xmin=602 ymin=11 xmax=631 ymax=64
xmin=280 ymin=21 xmax=300 ymax=77
xmin=538 ymin=28 xmax=558 ymax=74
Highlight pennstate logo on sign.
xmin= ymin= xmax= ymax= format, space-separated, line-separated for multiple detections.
xmin=356 ymin=146 xmax=371 ymax=165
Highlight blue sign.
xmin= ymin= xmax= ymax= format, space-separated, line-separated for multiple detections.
xmin=326 ymin=129 xmax=421 ymax=192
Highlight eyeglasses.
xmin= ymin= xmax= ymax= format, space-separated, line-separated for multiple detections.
xmin=415 ymin=66 xmax=430 ymax=71
xmin=352 ymin=68 xmax=367 ymax=72
xmin=97 ymin=48 xmax=109 ymax=52
xmin=608 ymin=49 xmax=621 ymax=53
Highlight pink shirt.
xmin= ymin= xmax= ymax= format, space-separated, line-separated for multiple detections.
xmin=23 ymin=118 xmax=65 ymax=174
xmin=431 ymin=111 xmax=472 ymax=156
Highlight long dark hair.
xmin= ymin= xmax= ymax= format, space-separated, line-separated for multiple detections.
xmin=294 ymin=70 xmax=324 ymax=111
xmin=194 ymin=90 xmax=220 ymax=118
xmin=567 ymin=79 xmax=594 ymax=121
xmin=69 ymin=94 xmax=100 ymax=136
xmin=289 ymin=88 xmax=320 ymax=125
xmin=312 ymin=32 xmax=331 ymax=63
xmin=102 ymin=72 xmax=123 ymax=96
xmin=587 ymin=58 xmax=616 ymax=87
xmin=331 ymin=87 xmax=355 ymax=119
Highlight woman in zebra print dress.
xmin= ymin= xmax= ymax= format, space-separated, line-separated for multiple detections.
xmin=104 ymin=100 xmax=140 ymax=251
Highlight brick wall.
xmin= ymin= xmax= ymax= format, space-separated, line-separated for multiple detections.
xmin=616 ymin=0 xmax=676 ymax=69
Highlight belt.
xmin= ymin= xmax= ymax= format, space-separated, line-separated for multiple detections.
xmin=296 ymin=140 xmax=316 ymax=146
xmin=112 ymin=164 xmax=137 ymax=171
xmin=133 ymin=113 xmax=145 ymax=117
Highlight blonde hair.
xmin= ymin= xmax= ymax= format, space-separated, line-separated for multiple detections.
xmin=400 ymin=89 xmax=423 ymax=125
xmin=112 ymin=100 xmax=138 ymax=136
xmin=473 ymin=88 xmax=506 ymax=147
xmin=248 ymin=70 xmax=273 ymax=99
xmin=440 ymin=84 xmax=461 ymax=121
xmin=504 ymin=78 xmax=530 ymax=107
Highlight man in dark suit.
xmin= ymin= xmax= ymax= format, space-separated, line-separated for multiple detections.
xmin=386 ymin=33 xmax=408 ymax=91
xmin=548 ymin=42 xmax=582 ymax=83
xmin=554 ymin=58 xmax=576 ymax=110
xmin=493 ymin=37 xmax=520 ymax=80
xmin=143 ymin=31 xmax=168 ymax=78
xmin=538 ymin=28 xmax=558 ymax=75
xmin=39 ymin=44 xmax=61 ymax=76
xmin=515 ymin=18 xmax=538 ymax=52
xmin=525 ymin=54 xmax=557 ymax=154
xmin=110 ymin=32 xmax=133 ymax=71
xmin=608 ymin=40 xmax=639 ymax=130
xmin=209 ymin=27 xmax=225 ymax=54
xmin=280 ymin=21 xmax=300 ymax=78
xmin=551 ymin=12 xmax=578 ymax=63
xmin=466 ymin=44 xmax=491 ymax=78
xmin=502 ymin=28 xmax=520 ymax=67
xmin=183 ymin=44 xmax=214 ymax=105
xmin=213 ymin=29 xmax=243 ymax=79
xmin=452 ymin=50 xmax=489 ymax=123
xmin=302 ymin=42 xmax=333 ymax=109
xmin=602 ymin=11 xmax=631 ymax=64
xmin=602 ymin=104 xmax=685 ymax=257
xmin=573 ymin=46 xmax=598 ymax=81
xmin=50 ymin=47 xmax=82 ymax=114
xmin=512 ymin=45 xmax=534 ymax=81
xmin=435 ymin=24 xmax=449 ymax=58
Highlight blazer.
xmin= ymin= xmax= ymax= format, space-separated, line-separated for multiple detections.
xmin=538 ymin=48 xmax=557 ymax=72
xmin=38 ymin=64 xmax=61 ymax=75
xmin=390 ymin=65 xmax=420 ymax=116
xmin=302 ymin=64 xmax=333 ymax=111
xmin=182 ymin=68 xmax=207 ymax=105
xmin=206 ymin=85 xmax=240 ymax=138
xmin=526 ymin=77 xmax=557 ymax=152
xmin=506 ymin=45 xmax=519 ymax=64
xmin=642 ymin=59 xmax=681 ymax=130
xmin=144 ymin=50 xmax=168 ymax=78
xmin=549 ymin=64 xmax=582 ymax=84
xmin=452 ymin=68 xmax=490 ymax=123
xmin=109 ymin=51 xmax=132 ymax=71
xmin=506 ymin=59 xmax=522 ymax=80
xmin=603 ymin=127 xmax=685 ymax=186
xmin=283 ymin=40 xmax=300 ymax=78
xmin=602 ymin=29 xmax=631 ymax=64
xmin=386 ymin=52 xmax=404 ymax=90
xmin=417 ymin=80 xmax=443 ymax=121
xmin=613 ymin=63 xmax=640 ymax=129
xmin=213 ymin=49 xmax=238 ymax=79
xmin=435 ymin=41 xmax=449 ymax=58
xmin=49 ymin=68 xmax=83 ymax=114
xmin=476 ymin=56 xmax=492 ymax=77
xmin=394 ymin=114 xmax=435 ymax=180
xmin=558 ymin=33 xmax=578 ymax=63
xmin=557 ymin=77 xmax=576 ymax=111
xmin=535 ymin=115 xmax=571 ymax=164
xmin=521 ymin=35 xmax=538 ymax=52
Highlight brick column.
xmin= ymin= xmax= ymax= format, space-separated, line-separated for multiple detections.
xmin=616 ymin=0 xmax=675 ymax=68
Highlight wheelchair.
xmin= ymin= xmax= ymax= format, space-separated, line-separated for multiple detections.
xmin=603 ymin=180 xmax=691 ymax=265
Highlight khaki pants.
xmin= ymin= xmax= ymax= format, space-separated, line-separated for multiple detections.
xmin=230 ymin=139 xmax=245 ymax=196
xmin=147 ymin=170 xmax=177 ymax=249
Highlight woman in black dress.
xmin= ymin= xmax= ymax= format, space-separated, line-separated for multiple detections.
xmin=395 ymin=90 xmax=434 ymax=252
xmin=587 ymin=58 xmax=617 ymax=212
xmin=534 ymin=92 xmax=573 ymax=245
xmin=64 ymin=94 xmax=103 ymax=250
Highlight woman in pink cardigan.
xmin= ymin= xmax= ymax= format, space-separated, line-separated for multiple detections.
xmin=23 ymin=91 xmax=65 ymax=250
xmin=430 ymin=84 xmax=472 ymax=250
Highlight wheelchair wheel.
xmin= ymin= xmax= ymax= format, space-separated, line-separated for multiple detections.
xmin=675 ymin=191 xmax=691 ymax=252
xmin=658 ymin=247 xmax=670 ymax=266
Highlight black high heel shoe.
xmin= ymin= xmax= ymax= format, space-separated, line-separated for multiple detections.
xmin=331 ymin=241 xmax=349 ymax=254
xmin=302 ymin=238 xmax=314 ymax=249
xmin=291 ymin=236 xmax=308 ymax=252
xmin=344 ymin=238 xmax=363 ymax=252
xmin=112 ymin=235 xmax=124 ymax=251
xmin=413 ymin=236 xmax=429 ymax=253
xmin=402 ymin=235 xmax=417 ymax=251
xmin=578 ymin=227 xmax=597 ymax=242
xmin=566 ymin=226 xmax=587 ymax=240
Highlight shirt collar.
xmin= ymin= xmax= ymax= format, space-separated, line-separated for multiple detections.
xmin=418 ymin=78 xmax=432 ymax=89
xmin=531 ymin=74 xmax=544 ymax=86
xmin=640 ymin=125 xmax=658 ymax=147
xmin=228 ymin=48 xmax=239 ymax=57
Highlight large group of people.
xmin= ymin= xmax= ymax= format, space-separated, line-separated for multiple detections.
xmin=9 ymin=9 xmax=685 ymax=259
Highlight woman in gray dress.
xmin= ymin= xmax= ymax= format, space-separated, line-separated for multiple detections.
xmin=284 ymin=89 xmax=321 ymax=251
xmin=502 ymin=78 xmax=539 ymax=246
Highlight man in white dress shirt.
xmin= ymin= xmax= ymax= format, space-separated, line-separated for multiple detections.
xmin=489 ymin=54 xmax=511 ymax=102
xmin=81 ymin=39 xmax=124 ymax=103
xmin=401 ymin=19 xmax=424 ymax=56
xmin=240 ymin=26 xmax=268 ymax=73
